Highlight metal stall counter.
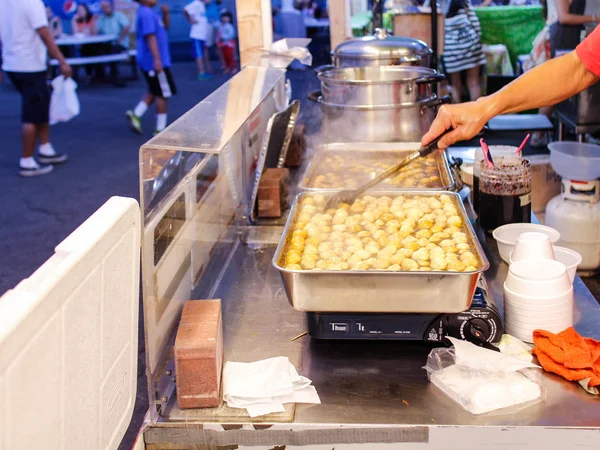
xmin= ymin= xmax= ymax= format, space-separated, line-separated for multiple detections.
xmin=138 ymin=59 xmax=600 ymax=449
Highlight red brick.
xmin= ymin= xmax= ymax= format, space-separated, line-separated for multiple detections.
xmin=175 ymin=299 xmax=223 ymax=409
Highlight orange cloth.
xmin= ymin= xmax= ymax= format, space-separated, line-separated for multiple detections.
xmin=532 ymin=327 xmax=600 ymax=387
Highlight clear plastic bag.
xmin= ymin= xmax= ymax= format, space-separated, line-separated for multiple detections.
xmin=424 ymin=339 xmax=545 ymax=415
xmin=49 ymin=76 xmax=80 ymax=125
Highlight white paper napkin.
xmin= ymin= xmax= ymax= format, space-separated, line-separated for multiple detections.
xmin=223 ymin=356 xmax=320 ymax=417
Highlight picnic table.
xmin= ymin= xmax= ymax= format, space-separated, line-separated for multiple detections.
xmin=52 ymin=33 xmax=135 ymax=83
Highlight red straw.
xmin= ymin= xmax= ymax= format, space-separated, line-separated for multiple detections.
xmin=516 ymin=133 xmax=530 ymax=156
xmin=480 ymin=138 xmax=495 ymax=169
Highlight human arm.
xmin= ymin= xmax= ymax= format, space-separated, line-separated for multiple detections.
xmin=481 ymin=0 xmax=494 ymax=6
xmin=118 ymin=13 xmax=130 ymax=44
xmin=145 ymin=33 xmax=163 ymax=73
xmin=555 ymin=0 xmax=596 ymax=25
xmin=38 ymin=26 xmax=72 ymax=77
xmin=161 ymin=5 xmax=171 ymax=30
xmin=422 ymin=51 xmax=599 ymax=148
xmin=183 ymin=9 xmax=197 ymax=24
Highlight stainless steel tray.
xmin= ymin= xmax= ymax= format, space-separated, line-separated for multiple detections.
xmin=272 ymin=190 xmax=489 ymax=313
xmin=298 ymin=142 xmax=455 ymax=192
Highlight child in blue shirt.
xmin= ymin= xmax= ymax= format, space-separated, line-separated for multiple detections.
xmin=126 ymin=0 xmax=177 ymax=135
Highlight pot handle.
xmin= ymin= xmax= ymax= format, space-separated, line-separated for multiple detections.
xmin=421 ymin=95 xmax=452 ymax=109
xmin=314 ymin=64 xmax=335 ymax=75
xmin=399 ymin=55 xmax=421 ymax=65
xmin=307 ymin=90 xmax=322 ymax=103
xmin=415 ymin=73 xmax=446 ymax=85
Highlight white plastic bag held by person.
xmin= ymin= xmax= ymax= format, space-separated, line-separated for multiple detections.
xmin=50 ymin=76 xmax=80 ymax=125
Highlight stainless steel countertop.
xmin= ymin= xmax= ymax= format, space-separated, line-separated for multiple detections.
xmin=162 ymin=219 xmax=600 ymax=427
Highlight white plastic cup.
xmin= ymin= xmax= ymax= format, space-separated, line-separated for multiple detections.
xmin=505 ymin=321 xmax=572 ymax=344
xmin=510 ymin=232 xmax=555 ymax=263
xmin=553 ymin=246 xmax=582 ymax=283
xmin=493 ymin=223 xmax=560 ymax=263
xmin=504 ymin=285 xmax=574 ymax=309
xmin=505 ymin=259 xmax=571 ymax=297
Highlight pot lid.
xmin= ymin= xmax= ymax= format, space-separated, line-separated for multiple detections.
xmin=333 ymin=29 xmax=432 ymax=60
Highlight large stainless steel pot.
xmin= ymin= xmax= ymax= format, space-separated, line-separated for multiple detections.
xmin=315 ymin=95 xmax=449 ymax=143
xmin=330 ymin=28 xmax=433 ymax=69
xmin=318 ymin=65 xmax=445 ymax=107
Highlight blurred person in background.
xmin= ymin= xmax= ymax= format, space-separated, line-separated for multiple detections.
xmin=126 ymin=0 xmax=176 ymax=135
xmin=443 ymin=0 xmax=486 ymax=103
xmin=280 ymin=0 xmax=307 ymax=70
xmin=71 ymin=3 xmax=97 ymax=35
xmin=46 ymin=5 xmax=63 ymax=39
xmin=72 ymin=3 xmax=99 ymax=83
xmin=528 ymin=0 xmax=597 ymax=146
xmin=184 ymin=0 xmax=213 ymax=80
xmin=97 ymin=0 xmax=130 ymax=85
xmin=98 ymin=0 xmax=130 ymax=49
xmin=217 ymin=10 xmax=237 ymax=74
xmin=0 ymin=0 xmax=72 ymax=177
xmin=205 ymin=0 xmax=225 ymax=71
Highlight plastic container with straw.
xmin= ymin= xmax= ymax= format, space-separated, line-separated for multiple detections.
xmin=473 ymin=145 xmax=520 ymax=213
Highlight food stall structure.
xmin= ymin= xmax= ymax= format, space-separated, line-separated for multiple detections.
xmin=137 ymin=53 xmax=600 ymax=449
xmin=2 ymin=52 xmax=600 ymax=450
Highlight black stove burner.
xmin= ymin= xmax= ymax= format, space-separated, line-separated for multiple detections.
xmin=306 ymin=280 xmax=502 ymax=347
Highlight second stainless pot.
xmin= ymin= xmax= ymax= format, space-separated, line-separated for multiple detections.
xmin=318 ymin=65 xmax=445 ymax=108
xmin=311 ymin=95 xmax=450 ymax=143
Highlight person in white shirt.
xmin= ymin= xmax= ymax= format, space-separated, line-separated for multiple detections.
xmin=184 ymin=0 xmax=213 ymax=80
xmin=0 ymin=0 xmax=72 ymax=177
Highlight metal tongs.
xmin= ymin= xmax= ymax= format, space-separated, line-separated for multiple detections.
xmin=323 ymin=130 xmax=452 ymax=210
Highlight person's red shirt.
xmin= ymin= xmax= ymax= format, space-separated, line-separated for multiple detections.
xmin=576 ymin=26 xmax=600 ymax=76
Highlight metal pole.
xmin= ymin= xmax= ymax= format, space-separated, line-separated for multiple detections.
xmin=431 ymin=1 xmax=438 ymax=70
xmin=373 ymin=0 xmax=383 ymax=30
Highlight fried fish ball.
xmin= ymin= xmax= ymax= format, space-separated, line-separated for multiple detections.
xmin=453 ymin=232 xmax=468 ymax=242
xmin=443 ymin=246 xmax=459 ymax=254
xmin=390 ymin=253 xmax=406 ymax=265
xmin=388 ymin=264 xmax=401 ymax=271
xmin=305 ymin=236 xmax=321 ymax=247
xmin=286 ymin=263 xmax=303 ymax=270
xmin=300 ymin=258 xmax=317 ymax=270
xmin=292 ymin=229 xmax=307 ymax=238
xmin=366 ymin=241 xmax=380 ymax=255
xmin=430 ymin=257 xmax=447 ymax=270
xmin=412 ymin=247 xmax=429 ymax=261
xmin=460 ymin=251 xmax=476 ymax=263
xmin=401 ymin=258 xmax=419 ymax=270
xmin=396 ymin=248 xmax=413 ymax=259
xmin=419 ymin=267 xmax=432 ymax=272
xmin=285 ymin=252 xmax=302 ymax=265
xmin=430 ymin=224 xmax=445 ymax=234
xmin=447 ymin=261 xmax=466 ymax=272
xmin=440 ymin=239 xmax=455 ymax=247
xmin=464 ymin=266 xmax=477 ymax=272
xmin=355 ymin=249 xmax=371 ymax=260
xmin=456 ymin=242 xmax=471 ymax=254
xmin=304 ymin=244 xmax=319 ymax=255
xmin=416 ymin=238 xmax=429 ymax=248
xmin=351 ymin=261 xmax=370 ymax=270
xmin=372 ymin=258 xmax=391 ymax=270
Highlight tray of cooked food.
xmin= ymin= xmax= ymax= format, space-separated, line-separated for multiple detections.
xmin=272 ymin=190 xmax=489 ymax=313
xmin=298 ymin=142 xmax=455 ymax=192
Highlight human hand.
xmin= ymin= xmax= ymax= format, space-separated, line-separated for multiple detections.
xmin=421 ymin=100 xmax=492 ymax=149
xmin=154 ymin=59 xmax=163 ymax=73
xmin=160 ymin=4 xmax=170 ymax=14
xmin=60 ymin=62 xmax=73 ymax=78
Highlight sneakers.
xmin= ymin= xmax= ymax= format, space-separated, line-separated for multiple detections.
xmin=126 ymin=110 xmax=143 ymax=134
xmin=197 ymin=73 xmax=213 ymax=80
xmin=37 ymin=152 xmax=68 ymax=164
xmin=19 ymin=160 xmax=54 ymax=177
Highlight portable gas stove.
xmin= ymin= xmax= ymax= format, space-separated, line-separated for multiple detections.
xmin=306 ymin=276 xmax=502 ymax=347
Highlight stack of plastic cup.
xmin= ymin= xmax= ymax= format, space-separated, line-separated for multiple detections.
xmin=504 ymin=258 xmax=573 ymax=343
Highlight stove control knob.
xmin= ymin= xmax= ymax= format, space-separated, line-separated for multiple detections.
xmin=464 ymin=318 xmax=490 ymax=345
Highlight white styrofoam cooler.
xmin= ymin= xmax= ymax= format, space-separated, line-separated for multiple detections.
xmin=0 ymin=197 xmax=140 ymax=450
